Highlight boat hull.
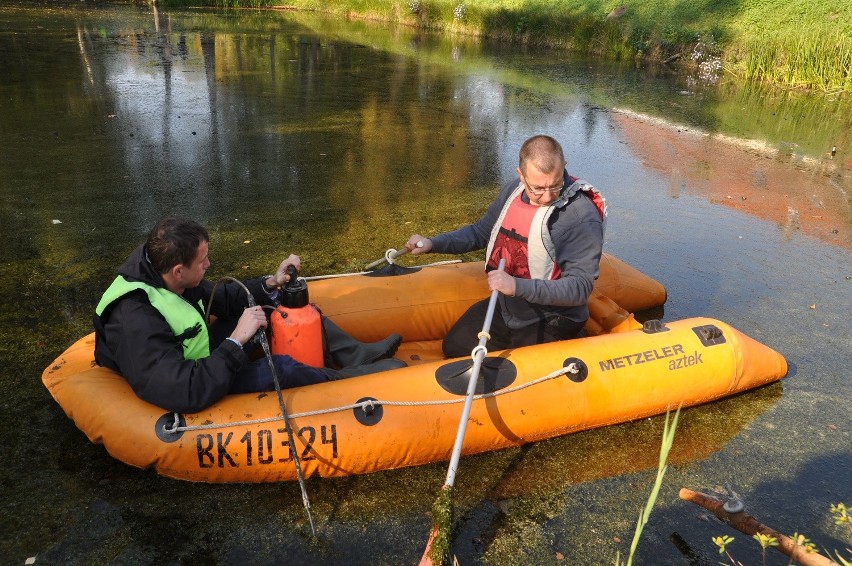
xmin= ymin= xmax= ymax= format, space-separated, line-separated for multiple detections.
xmin=43 ymin=316 xmax=786 ymax=483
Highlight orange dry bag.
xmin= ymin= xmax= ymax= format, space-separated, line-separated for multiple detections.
xmin=269 ymin=267 xmax=324 ymax=367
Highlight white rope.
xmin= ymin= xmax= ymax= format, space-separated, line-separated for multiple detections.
xmin=302 ymin=259 xmax=461 ymax=281
xmin=163 ymin=363 xmax=580 ymax=435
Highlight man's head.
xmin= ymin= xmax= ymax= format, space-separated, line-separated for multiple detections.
xmin=146 ymin=218 xmax=210 ymax=292
xmin=517 ymin=135 xmax=566 ymax=206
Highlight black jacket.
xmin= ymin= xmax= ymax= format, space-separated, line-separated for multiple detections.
xmin=93 ymin=245 xmax=275 ymax=413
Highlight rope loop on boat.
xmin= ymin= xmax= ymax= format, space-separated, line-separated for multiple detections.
xmin=167 ymin=364 xmax=579 ymax=434
xmin=564 ymin=362 xmax=579 ymax=374
xmin=162 ymin=412 xmax=182 ymax=435
xmin=363 ymin=398 xmax=376 ymax=415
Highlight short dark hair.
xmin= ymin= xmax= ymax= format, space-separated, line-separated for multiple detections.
xmin=519 ymin=135 xmax=565 ymax=174
xmin=146 ymin=218 xmax=209 ymax=274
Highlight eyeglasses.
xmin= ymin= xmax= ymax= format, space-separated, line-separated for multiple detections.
xmin=522 ymin=176 xmax=564 ymax=197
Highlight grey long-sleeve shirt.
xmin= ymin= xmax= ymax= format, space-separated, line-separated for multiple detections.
xmin=431 ymin=173 xmax=604 ymax=328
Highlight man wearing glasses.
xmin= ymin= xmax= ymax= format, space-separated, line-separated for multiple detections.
xmin=405 ymin=134 xmax=606 ymax=358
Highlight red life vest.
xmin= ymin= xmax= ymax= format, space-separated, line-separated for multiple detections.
xmin=486 ymin=191 xmax=561 ymax=280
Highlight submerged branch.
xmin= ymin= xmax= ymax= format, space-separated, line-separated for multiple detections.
xmin=678 ymin=488 xmax=834 ymax=566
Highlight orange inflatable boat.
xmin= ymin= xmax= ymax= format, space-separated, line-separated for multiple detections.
xmin=42 ymin=256 xmax=787 ymax=483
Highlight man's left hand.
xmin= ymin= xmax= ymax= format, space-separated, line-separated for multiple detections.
xmin=268 ymin=254 xmax=301 ymax=288
xmin=488 ymin=270 xmax=515 ymax=296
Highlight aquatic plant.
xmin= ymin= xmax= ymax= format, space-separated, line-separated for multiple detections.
xmin=832 ymin=503 xmax=851 ymax=532
xmin=427 ymin=485 xmax=453 ymax=565
xmin=790 ymin=533 xmax=818 ymax=555
xmin=615 ymin=406 xmax=681 ymax=566
xmin=734 ymin=27 xmax=851 ymax=93
xmin=713 ymin=534 xmax=737 ymax=563
xmin=752 ymin=533 xmax=779 ymax=566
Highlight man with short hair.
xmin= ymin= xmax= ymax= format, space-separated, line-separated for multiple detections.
xmin=94 ymin=218 xmax=403 ymax=413
xmin=406 ymin=134 xmax=606 ymax=357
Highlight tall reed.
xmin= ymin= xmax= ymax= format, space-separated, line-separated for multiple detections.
xmin=738 ymin=28 xmax=851 ymax=92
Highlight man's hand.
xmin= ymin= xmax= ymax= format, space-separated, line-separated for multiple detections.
xmin=488 ymin=269 xmax=516 ymax=296
xmin=267 ymin=254 xmax=301 ymax=288
xmin=230 ymin=305 xmax=268 ymax=345
xmin=405 ymin=235 xmax=432 ymax=255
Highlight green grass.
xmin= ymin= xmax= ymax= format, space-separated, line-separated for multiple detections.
xmin=617 ymin=406 xmax=680 ymax=566
xmin=736 ymin=28 xmax=851 ymax=93
xmin=162 ymin=0 xmax=851 ymax=92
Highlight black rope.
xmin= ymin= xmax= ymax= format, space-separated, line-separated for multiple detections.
xmin=218 ymin=276 xmax=316 ymax=536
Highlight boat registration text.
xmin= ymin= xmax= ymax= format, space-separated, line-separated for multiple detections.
xmin=196 ymin=424 xmax=337 ymax=469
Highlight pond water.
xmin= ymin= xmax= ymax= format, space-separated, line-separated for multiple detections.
xmin=1 ymin=2 xmax=850 ymax=564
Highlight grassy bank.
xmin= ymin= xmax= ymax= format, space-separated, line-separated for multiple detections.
xmin=172 ymin=0 xmax=851 ymax=93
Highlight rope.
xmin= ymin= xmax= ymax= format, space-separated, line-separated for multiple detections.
xmin=251 ymin=294 xmax=317 ymax=536
xmin=303 ymin=259 xmax=461 ymax=281
xmin=207 ymin=276 xmax=316 ymax=535
xmin=163 ymin=363 xmax=579 ymax=434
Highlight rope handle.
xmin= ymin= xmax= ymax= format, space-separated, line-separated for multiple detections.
xmin=365 ymin=240 xmax=424 ymax=270
xmin=162 ymin=412 xmax=181 ymax=435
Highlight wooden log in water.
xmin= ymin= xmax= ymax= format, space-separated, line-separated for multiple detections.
xmin=678 ymin=487 xmax=834 ymax=566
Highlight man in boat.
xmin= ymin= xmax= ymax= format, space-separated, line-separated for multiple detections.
xmin=405 ymin=134 xmax=606 ymax=357
xmin=93 ymin=218 xmax=404 ymax=414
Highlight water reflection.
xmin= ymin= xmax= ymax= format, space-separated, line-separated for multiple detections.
xmin=4 ymin=5 xmax=848 ymax=258
xmin=297 ymin=384 xmax=784 ymax=524
xmin=483 ymin=383 xmax=783 ymax=501
xmin=613 ymin=110 xmax=850 ymax=248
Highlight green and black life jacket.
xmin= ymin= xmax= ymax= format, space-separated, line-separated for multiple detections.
xmin=95 ymin=276 xmax=210 ymax=360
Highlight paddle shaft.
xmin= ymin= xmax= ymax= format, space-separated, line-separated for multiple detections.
xmin=365 ymin=240 xmax=423 ymax=270
xmin=444 ymin=258 xmax=504 ymax=488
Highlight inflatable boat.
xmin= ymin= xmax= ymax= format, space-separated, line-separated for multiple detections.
xmin=42 ymin=255 xmax=787 ymax=483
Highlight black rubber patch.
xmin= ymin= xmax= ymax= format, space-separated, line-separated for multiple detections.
xmin=155 ymin=412 xmax=185 ymax=443
xmin=354 ymin=396 xmax=383 ymax=426
xmin=562 ymin=357 xmax=588 ymax=383
xmin=365 ymin=263 xmax=422 ymax=277
xmin=642 ymin=319 xmax=669 ymax=334
xmin=435 ymin=357 xmax=517 ymax=396
xmin=692 ymin=324 xmax=726 ymax=346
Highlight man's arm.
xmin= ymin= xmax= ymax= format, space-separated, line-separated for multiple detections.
xmin=430 ymin=179 xmax=518 ymax=255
